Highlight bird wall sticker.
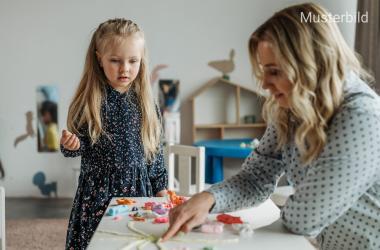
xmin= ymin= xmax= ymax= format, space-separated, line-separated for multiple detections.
xmin=208 ymin=49 xmax=235 ymax=80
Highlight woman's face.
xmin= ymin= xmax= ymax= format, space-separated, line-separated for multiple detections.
xmin=257 ymin=41 xmax=292 ymax=108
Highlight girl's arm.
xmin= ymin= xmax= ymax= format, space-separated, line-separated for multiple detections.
xmin=206 ymin=125 xmax=286 ymax=213
xmin=147 ymin=142 xmax=168 ymax=196
xmin=60 ymin=128 xmax=90 ymax=158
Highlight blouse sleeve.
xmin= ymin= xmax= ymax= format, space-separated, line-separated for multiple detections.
xmin=206 ymin=125 xmax=286 ymax=213
xmin=281 ymin=98 xmax=380 ymax=237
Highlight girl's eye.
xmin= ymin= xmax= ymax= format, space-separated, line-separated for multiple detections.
xmin=110 ymin=59 xmax=120 ymax=63
xmin=130 ymin=60 xmax=138 ymax=64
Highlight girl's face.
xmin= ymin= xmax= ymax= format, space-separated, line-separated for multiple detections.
xmin=257 ymin=41 xmax=292 ymax=108
xmin=97 ymin=35 xmax=144 ymax=93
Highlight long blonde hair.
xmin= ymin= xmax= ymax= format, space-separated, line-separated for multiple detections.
xmin=249 ymin=3 xmax=371 ymax=165
xmin=67 ymin=18 xmax=161 ymax=161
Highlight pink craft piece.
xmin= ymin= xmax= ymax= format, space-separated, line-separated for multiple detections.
xmin=144 ymin=202 xmax=156 ymax=210
xmin=200 ymin=221 xmax=224 ymax=234
xmin=152 ymin=204 xmax=168 ymax=215
xmin=153 ymin=217 xmax=169 ymax=223
xmin=112 ymin=215 xmax=123 ymax=221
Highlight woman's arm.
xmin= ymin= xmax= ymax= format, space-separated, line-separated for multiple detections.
xmin=281 ymin=103 xmax=380 ymax=237
xmin=207 ymin=125 xmax=286 ymax=213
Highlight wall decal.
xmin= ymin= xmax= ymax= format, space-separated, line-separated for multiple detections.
xmin=32 ymin=171 xmax=57 ymax=197
xmin=0 ymin=158 xmax=4 ymax=179
xmin=37 ymin=86 xmax=59 ymax=152
xmin=14 ymin=111 xmax=35 ymax=147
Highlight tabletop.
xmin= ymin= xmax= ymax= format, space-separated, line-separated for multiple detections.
xmin=194 ymin=138 xmax=254 ymax=158
xmin=88 ymin=197 xmax=315 ymax=250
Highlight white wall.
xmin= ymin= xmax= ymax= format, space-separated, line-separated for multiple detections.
xmin=0 ymin=0 xmax=357 ymax=197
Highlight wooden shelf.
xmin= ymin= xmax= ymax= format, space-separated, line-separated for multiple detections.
xmin=190 ymin=77 xmax=266 ymax=142
xmin=195 ymin=123 xmax=266 ymax=129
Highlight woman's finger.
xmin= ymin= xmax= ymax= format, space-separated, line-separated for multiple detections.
xmin=180 ymin=215 xmax=205 ymax=233
xmin=162 ymin=210 xmax=189 ymax=241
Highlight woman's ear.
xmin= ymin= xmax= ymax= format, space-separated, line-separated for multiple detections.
xmin=95 ymin=51 xmax=103 ymax=67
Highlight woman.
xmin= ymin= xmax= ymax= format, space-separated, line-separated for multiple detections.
xmin=163 ymin=3 xmax=380 ymax=250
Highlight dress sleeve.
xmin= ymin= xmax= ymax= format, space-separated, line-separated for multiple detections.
xmin=281 ymin=101 xmax=380 ymax=237
xmin=147 ymin=141 xmax=168 ymax=195
xmin=206 ymin=125 xmax=286 ymax=213
xmin=60 ymin=127 xmax=90 ymax=158
xmin=147 ymin=104 xmax=168 ymax=195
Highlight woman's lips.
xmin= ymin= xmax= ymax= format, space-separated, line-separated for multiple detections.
xmin=274 ymin=93 xmax=284 ymax=99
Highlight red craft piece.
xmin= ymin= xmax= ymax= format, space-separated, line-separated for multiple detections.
xmin=216 ymin=214 xmax=243 ymax=224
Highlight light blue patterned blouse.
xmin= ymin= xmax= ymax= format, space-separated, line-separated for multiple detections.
xmin=207 ymin=72 xmax=380 ymax=250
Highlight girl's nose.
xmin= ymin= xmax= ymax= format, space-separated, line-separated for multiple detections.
xmin=120 ymin=62 xmax=130 ymax=73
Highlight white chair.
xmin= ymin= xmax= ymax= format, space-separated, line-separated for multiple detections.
xmin=0 ymin=186 xmax=5 ymax=250
xmin=166 ymin=144 xmax=206 ymax=196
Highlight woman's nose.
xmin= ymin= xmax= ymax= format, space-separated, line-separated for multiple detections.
xmin=262 ymin=77 xmax=271 ymax=90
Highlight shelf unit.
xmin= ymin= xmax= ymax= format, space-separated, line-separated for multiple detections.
xmin=189 ymin=77 xmax=266 ymax=142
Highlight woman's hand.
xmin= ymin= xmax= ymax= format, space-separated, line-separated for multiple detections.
xmin=60 ymin=129 xmax=80 ymax=151
xmin=156 ymin=190 xmax=167 ymax=197
xmin=162 ymin=191 xmax=215 ymax=241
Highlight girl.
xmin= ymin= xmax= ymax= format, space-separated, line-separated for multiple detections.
xmin=60 ymin=18 xmax=168 ymax=250
xmin=163 ymin=3 xmax=380 ymax=250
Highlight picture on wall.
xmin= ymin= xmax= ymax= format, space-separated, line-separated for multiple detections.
xmin=158 ymin=79 xmax=180 ymax=113
xmin=36 ymin=86 xmax=59 ymax=152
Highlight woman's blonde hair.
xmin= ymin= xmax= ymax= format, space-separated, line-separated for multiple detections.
xmin=249 ymin=3 xmax=371 ymax=165
xmin=67 ymin=18 xmax=161 ymax=161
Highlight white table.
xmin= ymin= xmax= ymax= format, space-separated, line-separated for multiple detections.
xmin=88 ymin=197 xmax=315 ymax=250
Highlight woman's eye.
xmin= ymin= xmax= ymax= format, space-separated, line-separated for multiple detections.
xmin=269 ymin=69 xmax=279 ymax=76
xmin=265 ymin=68 xmax=281 ymax=76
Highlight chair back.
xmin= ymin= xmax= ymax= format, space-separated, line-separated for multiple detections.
xmin=166 ymin=144 xmax=205 ymax=196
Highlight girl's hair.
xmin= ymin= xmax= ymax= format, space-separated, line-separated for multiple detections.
xmin=249 ymin=3 xmax=372 ymax=165
xmin=67 ymin=18 xmax=161 ymax=161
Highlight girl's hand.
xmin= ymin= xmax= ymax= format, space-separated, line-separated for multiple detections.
xmin=162 ymin=191 xmax=215 ymax=241
xmin=156 ymin=190 xmax=167 ymax=197
xmin=60 ymin=129 xmax=80 ymax=151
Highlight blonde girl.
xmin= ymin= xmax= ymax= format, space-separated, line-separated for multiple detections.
xmin=60 ymin=18 xmax=167 ymax=250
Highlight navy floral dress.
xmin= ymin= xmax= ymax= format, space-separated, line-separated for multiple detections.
xmin=61 ymin=84 xmax=168 ymax=250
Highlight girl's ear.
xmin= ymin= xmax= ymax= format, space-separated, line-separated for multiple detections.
xmin=96 ymin=51 xmax=103 ymax=67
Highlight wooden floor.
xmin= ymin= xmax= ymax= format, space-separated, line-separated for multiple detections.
xmin=5 ymin=198 xmax=72 ymax=219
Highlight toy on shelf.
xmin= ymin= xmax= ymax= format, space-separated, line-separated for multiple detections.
xmin=240 ymin=138 xmax=260 ymax=149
